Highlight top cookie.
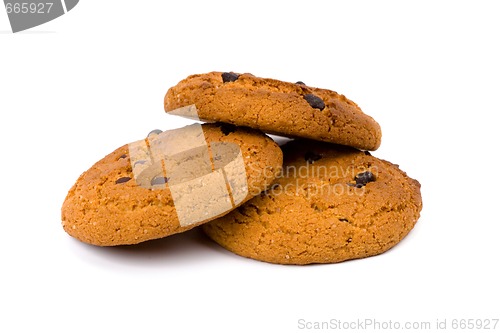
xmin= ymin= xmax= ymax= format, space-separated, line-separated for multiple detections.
xmin=61 ymin=123 xmax=283 ymax=246
xmin=164 ymin=72 xmax=382 ymax=151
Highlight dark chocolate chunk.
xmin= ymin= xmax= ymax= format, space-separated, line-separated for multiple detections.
xmin=115 ymin=177 xmax=132 ymax=184
xmin=219 ymin=123 xmax=237 ymax=135
xmin=151 ymin=176 xmax=169 ymax=186
xmin=295 ymin=81 xmax=306 ymax=85
xmin=303 ymin=94 xmax=325 ymax=110
xmin=148 ymin=129 xmax=162 ymax=137
xmin=355 ymin=171 xmax=375 ymax=186
xmin=221 ymin=72 xmax=240 ymax=83
xmin=305 ymin=151 xmax=322 ymax=163
xmin=133 ymin=160 xmax=146 ymax=167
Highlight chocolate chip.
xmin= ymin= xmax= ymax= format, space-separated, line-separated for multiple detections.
xmin=355 ymin=171 xmax=375 ymax=186
xmin=219 ymin=123 xmax=237 ymax=135
xmin=151 ymin=176 xmax=169 ymax=186
xmin=296 ymin=81 xmax=306 ymax=85
xmin=119 ymin=154 xmax=127 ymax=159
xmin=222 ymin=72 xmax=239 ymax=83
xmin=133 ymin=160 xmax=146 ymax=167
xmin=305 ymin=151 xmax=322 ymax=163
xmin=148 ymin=129 xmax=162 ymax=137
xmin=303 ymin=94 xmax=325 ymax=111
xmin=115 ymin=177 xmax=132 ymax=184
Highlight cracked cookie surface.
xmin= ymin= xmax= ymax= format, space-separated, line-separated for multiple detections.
xmin=164 ymin=72 xmax=382 ymax=151
xmin=203 ymin=140 xmax=422 ymax=265
xmin=61 ymin=124 xmax=283 ymax=246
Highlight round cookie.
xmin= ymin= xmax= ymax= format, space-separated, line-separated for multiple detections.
xmin=164 ymin=72 xmax=382 ymax=151
xmin=203 ymin=140 xmax=422 ymax=265
xmin=61 ymin=123 xmax=283 ymax=246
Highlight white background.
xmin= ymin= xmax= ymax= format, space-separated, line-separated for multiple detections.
xmin=1 ymin=1 xmax=499 ymax=332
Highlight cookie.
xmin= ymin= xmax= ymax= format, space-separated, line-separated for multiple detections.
xmin=203 ymin=140 xmax=422 ymax=265
xmin=164 ymin=72 xmax=382 ymax=151
xmin=61 ymin=123 xmax=283 ymax=246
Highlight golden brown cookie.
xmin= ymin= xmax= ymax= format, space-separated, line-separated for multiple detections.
xmin=164 ymin=72 xmax=382 ymax=151
xmin=203 ymin=140 xmax=422 ymax=265
xmin=61 ymin=123 xmax=283 ymax=246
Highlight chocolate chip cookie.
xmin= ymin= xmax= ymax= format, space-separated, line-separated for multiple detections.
xmin=203 ymin=140 xmax=422 ymax=265
xmin=61 ymin=123 xmax=283 ymax=246
xmin=164 ymin=72 xmax=382 ymax=151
